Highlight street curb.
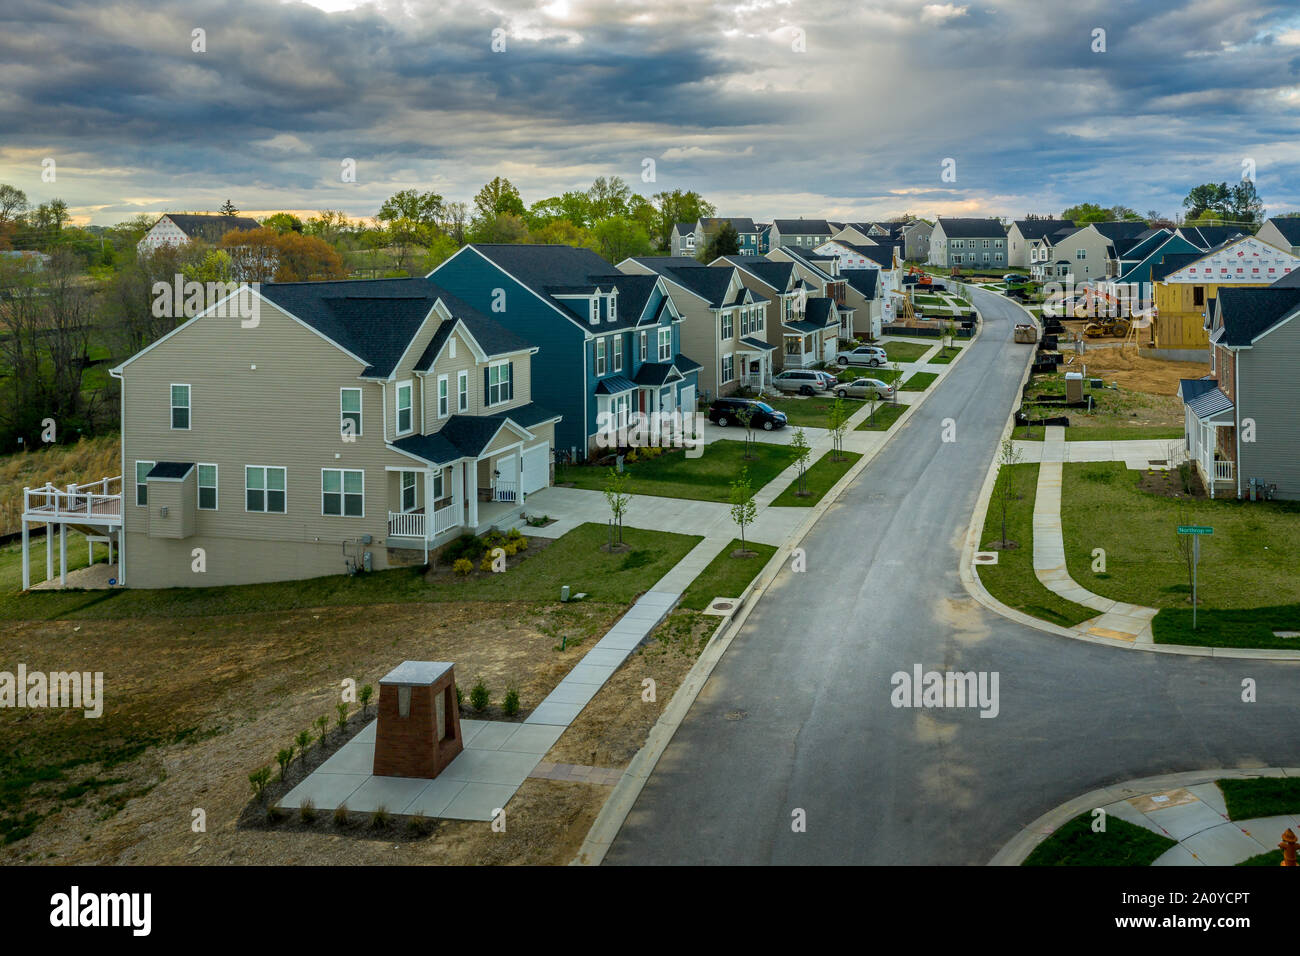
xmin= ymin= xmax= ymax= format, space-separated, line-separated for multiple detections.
xmin=989 ymin=766 xmax=1300 ymax=865
xmin=954 ymin=291 xmax=1300 ymax=661
xmin=571 ymin=304 xmax=987 ymax=865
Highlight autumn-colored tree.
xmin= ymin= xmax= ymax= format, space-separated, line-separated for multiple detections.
xmin=269 ymin=231 xmax=346 ymax=281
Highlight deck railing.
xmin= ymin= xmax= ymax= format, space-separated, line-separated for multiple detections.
xmin=493 ymin=479 xmax=518 ymax=503
xmin=23 ymin=477 xmax=123 ymax=523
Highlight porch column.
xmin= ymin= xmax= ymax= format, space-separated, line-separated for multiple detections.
xmin=21 ymin=520 xmax=29 ymax=591
xmin=46 ymin=521 xmax=53 ymax=582
xmin=516 ymin=450 xmax=524 ymax=505
xmin=466 ymin=461 xmax=478 ymax=530
xmin=60 ymin=520 xmax=67 ymax=586
xmin=450 ymin=462 xmax=462 ymax=527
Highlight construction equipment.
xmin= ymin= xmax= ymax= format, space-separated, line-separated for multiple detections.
xmin=889 ymin=289 xmax=916 ymax=321
xmin=906 ymin=266 xmax=933 ymax=287
xmin=1082 ymin=317 xmax=1131 ymax=338
xmin=1013 ymin=324 xmax=1038 ymax=343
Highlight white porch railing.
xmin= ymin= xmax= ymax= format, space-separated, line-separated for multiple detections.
xmin=1212 ymin=458 xmax=1235 ymax=482
xmin=783 ymin=352 xmax=815 ymax=369
xmin=432 ymin=503 xmax=458 ymax=535
xmin=23 ymin=477 xmax=123 ymax=524
xmin=388 ymin=510 xmax=425 ymax=538
xmin=389 ymin=503 xmax=461 ymax=539
xmin=494 ymin=479 xmax=518 ymax=503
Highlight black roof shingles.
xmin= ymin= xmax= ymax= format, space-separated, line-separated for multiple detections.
xmin=1215 ymin=287 xmax=1300 ymax=346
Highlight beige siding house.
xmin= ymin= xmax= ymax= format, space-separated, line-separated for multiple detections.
xmin=75 ymin=277 xmax=557 ymax=589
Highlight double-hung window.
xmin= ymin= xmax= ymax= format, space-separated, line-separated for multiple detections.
xmin=457 ymin=370 xmax=469 ymax=412
xmin=595 ymin=338 xmax=607 ymax=375
xmin=400 ymin=471 xmax=418 ymax=512
xmin=171 ymin=384 xmax=190 ymax=429
xmin=613 ymin=337 xmax=623 ymax=373
xmin=486 ymin=362 xmax=511 ymax=406
xmin=721 ymin=354 xmax=734 ymax=383
xmin=396 ymin=381 xmax=413 ymax=434
xmin=135 ymin=460 xmax=154 ymax=506
xmin=340 ymin=388 xmax=362 ymax=437
xmin=720 ymin=311 xmax=733 ymax=340
xmin=639 ymin=332 xmax=647 ymax=361
xmin=437 ymin=374 xmax=449 ymax=418
xmin=657 ymin=327 xmax=672 ymax=362
xmin=197 ymin=464 xmax=218 ymax=510
xmin=322 ymin=468 xmax=363 ymax=517
xmin=246 ymin=466 xmax=286 ymax=513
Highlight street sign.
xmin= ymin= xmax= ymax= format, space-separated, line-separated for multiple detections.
xmin=1177 ymin=526 xmax=1213 ymax=535
xmin=1177 ymin=525 xmax=1213 ymax=628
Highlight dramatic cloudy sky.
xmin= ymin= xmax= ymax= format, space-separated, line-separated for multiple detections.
xmin=3 ymin=0 xmax=1299 ymax=226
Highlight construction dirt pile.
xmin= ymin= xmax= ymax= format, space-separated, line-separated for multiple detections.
xmin=1071 ymin=344 xmax=1210 ymax=395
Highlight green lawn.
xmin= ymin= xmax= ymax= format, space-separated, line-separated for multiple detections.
xmin=877 ymin=341 xmax=932 ymax=363
xmin=976 ymin=463 xmax=1097 ymax=629
xmin=558 ymin=440 xmax=797 ymax=503
xmin=854 ymin=402 xmax=908 ymax=432
xmin=761 ymin=393 xmax=863 ymax=428
xmin=1013 ymin=424 xmax=1184 ymax=442
xmin=900 ymin=372 xmax=939 ymax=391
xmin=927 ymin=345 xmax=962 ymax=365
xmin=0 ymin=529 xmax=100 ymax=591
xmin=1239 ymin=850 xmax=1284 ymax=866
xmin=1217 ymin=778 xmax=1300 ymax=821
xmin=1152 ymin=604 xmax=1300 ymax=649
xmin=0 ymin=523 xmax=701 ymax=621
xmin=1061 ymin=462 xmax=1300 ymax=621
xmin=771 ymin=451 xmax=862 ymax=507
xmin=1022 ymin=812 xmax=1176 ymax=866
xmin=679 ymin=538 xmax=778 ymax=610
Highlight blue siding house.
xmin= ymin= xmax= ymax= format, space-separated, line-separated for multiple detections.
xmin=429 ymin=244 xmax=701 ymax=459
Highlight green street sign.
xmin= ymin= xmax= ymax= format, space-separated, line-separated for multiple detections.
xmin=1177 ymin=526 xmax=1213 ymax=535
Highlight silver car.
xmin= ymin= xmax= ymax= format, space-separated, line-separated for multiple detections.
xmin=834 ymin=377 xmax=895 ymax=400
xmin=835 ymin=345 xmax=888 ymax=367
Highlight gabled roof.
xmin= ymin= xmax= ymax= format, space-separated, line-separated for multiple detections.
xmin=161 ymin=213 xmax=262 ymax=241
xmin=774 ymin=246 xmax=838 ymax=283
xmin=844 ymin=270 xmax=879 ymax=298
xmin=937 ymin=217 xmax=1006 ymax=238
xmin=1179 ymin=225 xmax=1248 ymax=250
xmin=1012 ymin=219 xmax=1075 ymax=240
xmin=773 ymin=219 xmax=833 ymax=235
xmin=803 ymin=298 xmax=838 ymax=325
xmin=719 ymin=256 xmax=797 ymax=291
xmin=1117 ymin=229 xmax=1174 ymax=263
xmin=1184 ymin=385 xmax=1233 ymax=420
xmin=629 ymin=258 xmax=745 ymax=308
xmin=392 ymin=405 xmax=557 ymax=462
xmin=700 ymin=217 xmax=758 ymax=234
xmin=1214 ymin=287 xmax=1300 ymax=346
xmin=1150 ymin=253 xmax=1202 ymax=283
xmin=1264 ymin=217 xmax=1300 ymax=244
xmin=1177 ymin=377 xmax=1217 ymax=403
xmin=739 ymin=336 xmax=777 ymax=352
xmin=631 ymin=362 xmax=683 ymax=387
xmin=593 ymin=375 xmax=637 ymax=395
xmin=260 ymin=276 xmax=529 ymax=379
xmin=1087 ymin=221 xmax=1149 ymax=242
xmin=846 ymin=243 xmax=899 ymax=268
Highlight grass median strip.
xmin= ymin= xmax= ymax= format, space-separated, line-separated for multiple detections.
xmin=1022 ymin=812 xmax=1176 ymax=866
xmin=771 ymin=450 xmax=862 ymax=507
xmin=975 ymin=462 xmax=1096 ymax=629
xmin=854 ymin=402 xmax=907 ymax=431
xmin=927 ymin=346 xmax=962 ymax=365
xmin=679 ymin=538 xmax=778 ymax=610
xmin=900 ymin=372 xmax=939 ymax=391
xmin=1217 ymin=777 xmax=1300 ymax=820
xmin=558 ymin=439 xmax=797 ymax=503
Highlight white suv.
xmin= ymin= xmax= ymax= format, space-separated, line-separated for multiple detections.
xmin=836 ymin=345 xmax=887 ymax=367
xmin=771 ymin=369 xmax=827 ymax=395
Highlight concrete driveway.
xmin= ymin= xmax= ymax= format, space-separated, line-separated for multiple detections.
xmin=604 ymin=285 xmax=1300 ymax=865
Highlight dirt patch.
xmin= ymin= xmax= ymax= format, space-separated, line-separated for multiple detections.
xmin=1069 ymin=344 xmax=1210 ymax=396
xmin=1137 ymin=467 xmax=1205 ymax=500
xmin=983 ymin=540 xmax=1020 ymax=551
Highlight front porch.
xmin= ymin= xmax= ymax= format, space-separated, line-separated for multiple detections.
xmin=1181 ymin=381 xmax=1236 ymax=499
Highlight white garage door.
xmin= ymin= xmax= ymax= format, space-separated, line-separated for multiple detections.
xmin=521 ymin=445 xmax=549 ymax=494
xmin=678 ymin=385 xmax=695 ymax=416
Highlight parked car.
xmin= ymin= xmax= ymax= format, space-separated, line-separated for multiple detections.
xmin=771 ymin=369 xmax=828 ymax=395
xmin=836 ymin=345 xmax=888 ymax=367
xmin=706 ymin=398 xmax=788 ymax=430
xmin=834 ymin=377 xmax=895 ymax=400
xmin=813 ymin=369 xmax=839 ymax=389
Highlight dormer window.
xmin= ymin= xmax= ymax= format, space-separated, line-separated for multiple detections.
xmin=589 ymin=298 xmax=598 ymax=324
xmin=609 ymin=293 xmax=617 ymax=323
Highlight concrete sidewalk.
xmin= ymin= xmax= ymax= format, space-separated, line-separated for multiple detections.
xmin=991 ymin=768 xmax=1300 ymax=866
xmin=1029 ymin=426 xmax=1168 ymax=643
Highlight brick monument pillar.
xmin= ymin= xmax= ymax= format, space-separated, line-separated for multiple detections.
xmin=371 ymin=661 xmax=463 ymax=779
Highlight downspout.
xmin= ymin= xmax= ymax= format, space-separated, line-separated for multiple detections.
xmin=1234 ymin=348 xmax=1242 ymax=499
xmin=110 ymin=367 xmax=125 ymax=586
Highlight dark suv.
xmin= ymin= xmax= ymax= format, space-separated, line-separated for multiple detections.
xmin=707 ymin=398 xmax=788 ymax=431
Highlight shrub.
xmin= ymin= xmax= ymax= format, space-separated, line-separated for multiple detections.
xmin=314 ymin=715 xmax=329 ymax=747
xmin=300 ymin=799 xmax=317 ymax=823
xmin=275 ymin=747 xmax=294 ymax=781
xmin=455 ymin=684 xmax=464 ymax=711
xmin=503 ymin=541 xmax=518 ymax=557
xmin=266 ymin=805 xmax=285 ymax=823
xmin=479 ymin=554 xmax=495 ymax=572
xmin=453 ymin=558 xmax=473 ymax=577
xmin=443 ymin=533 xmax=488 ymax=565
xmin=370 ymin=806 xmax=391 ymax=829
xmin=470 ymin=678 xmax=490 ymax=712
xmin=295 ymin=730 xmax=313 ymax=764
xmin=359 ymin=684 xmax=374 ymax=715
xmin=507 ymin=527 xmax=523 ymax=541
xmin=333 ymin=803 xmax=350 ymax=828
xmin=336 ymin=702 xmax=349 ymax=732
xmin=514 ymin=535 xmax=528 ymax=551
xmin=248 ymin=766 xmax=272 ymax=801
xmin=408 ymin=812 xmax=431 ymax=835
xmin=503 ymin=683 xmax=520 ymax=717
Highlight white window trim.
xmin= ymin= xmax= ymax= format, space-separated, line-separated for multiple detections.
xmin=135 ymin=460 xmax=154 ymax=507
xmin=639 ymin=331 xmax=647 ymax=361
xmin=245 ymin=465 xmax=287 ymax=514
xmin=197 ymin=462 xmax=218 ymax=511
xmin=657 ymin=327 xmax=672 ymax=362
xmin=589 ymin=298 xmax=599 ymax=324
xmin=170 ymin=383 xmax=191 ymax=430
xmin=487 ymin=360 xmax=511 ymax=408
xmin=340 ymin=387 xmax=362 ymax=437
xmin=437 ymin=374 xmax=450 ymax=418
xmin=595 ymin=338 xmax=607 ymax=376
xmin=457 ymin=369 xmax=469 ymax=412
xmin=321 ymin=467 xmax=365 ymax=518
xmin=396 ymin=380 xmax=414 ymax=436
xmin=613 ymin=336 xmax=623 ymax=373
xmin=721 ymin=352 xmax=735 ymax=384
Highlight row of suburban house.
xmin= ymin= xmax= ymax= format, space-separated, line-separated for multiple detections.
xmin=670 ymin=216 xmax=933 ymax=263
xmin=21 ymin=237 xmax=906 ymax=590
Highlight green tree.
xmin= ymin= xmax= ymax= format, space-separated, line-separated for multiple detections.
xmin=379 ymin=189 xmax=444 ymax=226
xmin=1060 ymin=202 xmax=1110 ymax=224
xmin=602 ymin=468 xmax=632 ymax=546
xmin=587 ymin=175 xmax=631 ymax=221
xmin=472 ymin=177 xmax=526 ymax=227
xmin=651 ymin=189 xmax=716 ymax=251
xmin=701 ymin=221 xmax=741 ymax=262
xmin=791 ymin=428 xmax=812 ymax=496
xmin=827 ymin=397 xmax=848 ymax=462
xmin=590 ymin=215 xmax=652 ymax=262
xmin=735 ymin=402 xmax=757 ymax=460
xmin=262 ymin=212 xmax=304 ymax=234
xmin=220 ymin=199 xmax=239 ymax=216
xmin=1182 ymin=182 xmax=1231 ymax=222
xmin=729 ymin=467 xmax=757 ymax=554
xmin=993 ymin=437 xmax=1023 ymax=548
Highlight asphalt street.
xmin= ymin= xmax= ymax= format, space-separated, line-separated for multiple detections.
xmin=606 ymin=285 xmax=1300 ymax=865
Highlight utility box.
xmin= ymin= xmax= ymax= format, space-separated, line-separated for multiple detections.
xmin=372 ymin=661 xmax=462 ymax=779
xmin=1065 ymin=371 xmax=1084 ymax=403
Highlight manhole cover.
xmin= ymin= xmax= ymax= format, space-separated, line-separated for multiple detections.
xmin=713 ymin=601 xmax=734 ymax=610
xmin=724 ymin=710 xmax=748 ymax=721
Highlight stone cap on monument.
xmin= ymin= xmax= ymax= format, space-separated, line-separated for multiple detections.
xmin=379 ymin=661 xmax=454 ymax=687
